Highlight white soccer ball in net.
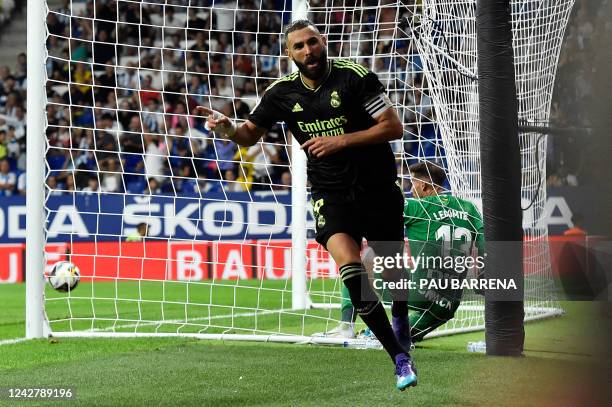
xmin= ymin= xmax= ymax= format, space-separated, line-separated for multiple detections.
xmin=48 ymin=261 xmax=80 ymax=292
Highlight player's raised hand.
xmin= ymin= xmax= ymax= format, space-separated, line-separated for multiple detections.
xmin=194 ymin=106 xmax=237 ymax=139
xmin=301 ymin=135 xmax=347 ymax=158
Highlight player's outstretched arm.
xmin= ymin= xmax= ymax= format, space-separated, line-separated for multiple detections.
xmin=195 ymin=106 xmax=266 ymax=147
xmin=301 ymin=108 xmax=403 ymax=158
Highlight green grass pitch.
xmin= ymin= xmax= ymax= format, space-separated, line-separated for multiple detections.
xmin=0 ymin=282 xmax=608 ymax=406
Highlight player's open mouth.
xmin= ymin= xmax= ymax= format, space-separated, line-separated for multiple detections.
xmin=306 ymin=60 xmax=319 ymax=69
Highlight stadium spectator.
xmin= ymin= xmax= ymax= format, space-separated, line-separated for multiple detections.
xmin=94 ymin=63 xmax=117 ymax=104
xmin=116 ymin=64 xmax=139 ymax=96
xmin=187 ymin=8 xmax=208 ymax=34
xmin=142 ymin=99 xmax=164 ymax=134
xmin=46 ymin=175 xmax=66 ymax=197
xmin=214 ymin=138 xmax=237 ymax=173
xmin=117 ymin=98 xmax=138 ymax=130
xmin=143 ymin=133 xmax=168 ymax=181
xmin=17 ymin=171 xmax=26 ymax=196
xmin=71 ymin=62 xmax=93 ymax=106
xmin=232 ymin=146 xmax=254 ymax=191
xmin=176 ymin=164 xmax=199 ymax=195
xmin=126 ymin=222 xmax=149 ymax=242
xmin=222 ymin=169 xmax=246 ymax=192
xmin=82 ymin=176 xmax=100 ymax=194
xmin=119 ymin=115 xmax=143 ymax=154
xmin=14 ymin=53 xmax=26 ymax=85
xmin=276 ymin=171 xmax=291 ymax=191
xmin=101 ymin=159 xmax=121 ymax=193
xmin=96 ymin=116 xmax=120 ymax=168
xmin=232 ymin=89 xmax=251 ymax=120
xmin=168 ymin=102 xmax=194 ymax=131
xmin=210 ymin=77 xmax=233 ymax=111
xmin=187 ymin=74 xmax=209 ymax=106
xmin=0 ymin=68 xmax=10 ymax=103
xmin=93 ymin=30 xmax=115 ymax=66
xmin=5 ymin=125 xmax=24 ymax=170
xmin=145 ymin=177 xmax=162 ymax=195
xmin=63 ymin=172 xmax=76 ymax=193
xmin=1 ymin=89 xmax=20 ymax=116
xmin=234 ymin=46 xmax=254 ymax=78
xmin=245 ymin=138 xmax=280 ymax=189
xmin=187 ymin=31 xmax=208 ymax=66
xmin=139 ymin=75 xmax=161 ymax=107
xmin=0 ymin=158 xmax=16 ymax=196
xmin=259 ymin=44 xmax=278 ymax=74
xmin=46 ymin=12 xmax=66 ymax=36
xmin=0 ymin=129 xmax=7 ymax=160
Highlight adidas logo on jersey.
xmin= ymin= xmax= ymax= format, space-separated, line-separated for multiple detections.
xmin=292 ymin=102 xmax=303 ymax=112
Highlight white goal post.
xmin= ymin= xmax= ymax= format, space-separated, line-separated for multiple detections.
xmin=26 ymin=0 xmax=50 ymax=339
xmin=26 ymin=0 xmax=572 ymax=344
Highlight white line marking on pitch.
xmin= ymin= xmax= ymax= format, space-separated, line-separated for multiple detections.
xmin=0 ymin=337 xmax=28 ymax=346
xmin=94 ymin=308 xmax=287 ymax=332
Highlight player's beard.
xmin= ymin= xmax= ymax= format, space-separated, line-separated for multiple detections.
xmin=295 ymin=48 xmax=328 ymax=81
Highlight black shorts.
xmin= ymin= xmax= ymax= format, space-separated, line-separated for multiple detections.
xmin=311 ymin=183 xmax=404 ymax=248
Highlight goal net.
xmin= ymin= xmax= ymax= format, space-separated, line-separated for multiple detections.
xmin=408 ymin=0 xmax=573 ymax=332
xmin=34 ymin=0 xmax=571 ymax=343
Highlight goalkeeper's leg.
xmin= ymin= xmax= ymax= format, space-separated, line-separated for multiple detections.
xmin=409 ymin=300 xmax=459 ymax=342
xmin=316 ymin=285 xmax=357 ymax=338
xmin=340 ymin=284 xmax=358 ymax=324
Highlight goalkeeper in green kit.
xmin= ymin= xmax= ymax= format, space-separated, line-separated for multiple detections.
xmin=324 ymin=162 xmax=485 ymax=342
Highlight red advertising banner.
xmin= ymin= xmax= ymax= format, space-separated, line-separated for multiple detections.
xmin=0 ymin=244 xmax=24 ymax=283
xmin=212 ymin=241 xmax=256 ymax=280
xmin=4 ymin=237 xmax=602 ymax=284
xmin=168 ymin=241 xmax=210 ymax=281
xmin=256 ymin=240 xmax=292 ymax=279
xmin=0 ymin=239 xmax=337 ymax=283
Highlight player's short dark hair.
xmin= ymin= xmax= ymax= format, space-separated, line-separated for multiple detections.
xmin=409 ymin=162 xmax=447 ymax=188
xmin=284 ymin=19 xmax=320 ymax=38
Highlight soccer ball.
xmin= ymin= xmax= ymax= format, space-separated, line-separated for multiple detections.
xmin=48 ymin=261 xmax=80 ymax=292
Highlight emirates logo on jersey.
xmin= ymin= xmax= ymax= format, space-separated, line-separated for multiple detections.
xmin=330 ymin=91 xmax=341 ymax=108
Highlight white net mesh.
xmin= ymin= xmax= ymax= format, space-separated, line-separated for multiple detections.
xmin=41 ymin=0 xmax=569 ymax=342
xmin=407 ymin=0 xmax=574 ymax=330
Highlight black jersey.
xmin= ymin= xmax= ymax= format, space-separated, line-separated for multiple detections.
xmin=248 ymin=59 xmax=397 ymax=191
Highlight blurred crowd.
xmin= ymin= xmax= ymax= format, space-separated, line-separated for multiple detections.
xmin=548 ymin=0 xmax=609 ymax=188
xmin=0 ymin=0 xmax=601 ymax=197
xmin=37 ymin=0 xmax=431 ymax=198
xmin=0 ymin=0 xmax=18 ymax=29
xmin=41 ymin=0 xmax=297 ymax=197
xmin=0 ymin=0 xmax=438 ymax=197
xmin=0 ymin=0 xmax=24 ymax=196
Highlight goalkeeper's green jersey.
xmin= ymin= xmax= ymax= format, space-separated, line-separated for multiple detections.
xmin=404 ymin=194 xmax=484 ymax=303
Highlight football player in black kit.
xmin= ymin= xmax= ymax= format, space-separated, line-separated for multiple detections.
xmin=196 ymin=19 xmax=417 ymax=391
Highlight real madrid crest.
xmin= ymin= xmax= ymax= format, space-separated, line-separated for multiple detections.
xmin=330 ymin=91 xmax=341 ymax=108
xmin=317 ymin=215 xmax=326 ymax=228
